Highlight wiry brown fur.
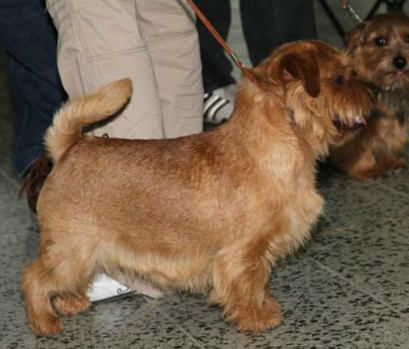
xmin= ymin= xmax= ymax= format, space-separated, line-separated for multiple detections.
xmin=21 ymin=41 xmax=374 ymax=336
xmin=332 ymin=14 xmax=409 ymax=180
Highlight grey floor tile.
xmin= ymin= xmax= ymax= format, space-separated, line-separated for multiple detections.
xmin=2 ymin=296 xmax=202 ymax=349
xmin=373 ymin=176 xmax=409 ymax=198
xmin=0 ymin=182 xmax=32 ymax=233
xmin=148 ymin=256 xmax=409 ymax=349
xmin=306 ymin=165 xmax=409 ymax=315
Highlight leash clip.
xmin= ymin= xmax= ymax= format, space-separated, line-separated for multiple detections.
xmin=341 ymin=0 xmax=363 ymax=24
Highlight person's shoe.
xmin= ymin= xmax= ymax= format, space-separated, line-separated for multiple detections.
xmin=19 ymin=155 xmax=53 ymax=216
xmin=89 ymin=273 xmax=165 ymax=303
xmin=88 ymin=274 xmax=135 ymax=303
xmin=203 ymin=84 xmax=237 ymax=125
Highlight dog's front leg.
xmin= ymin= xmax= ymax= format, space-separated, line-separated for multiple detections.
xmin=209 ymin=231 xmax=282 ymax=333
xmin=377 ymin=155 xmax=406 ymax=176
xmin=348 ymin=150 xmax=405 ymax=180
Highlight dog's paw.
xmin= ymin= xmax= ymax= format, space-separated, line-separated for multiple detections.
xmin=384 ymin=158 xmax=406 ymax=175
xmin=53 ymin=294 xmax=91 ymax=315
xmin=369 ymin=158 xmax=406 ymax=178
xmin=29 ymin=313 xmax=64 ymax=336
xmin=235 ymin=309 xmax=282 ymax=333
xmin=350 ymin=158 xmax=406 ymax=180
xmin=350 ymin=168 xmax=381 ymax=181
xmin=227 ymin=298 xmax=282 ymax=333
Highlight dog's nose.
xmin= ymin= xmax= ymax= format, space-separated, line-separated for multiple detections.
xmin=393 ymin=55 xmax=407 ymax=70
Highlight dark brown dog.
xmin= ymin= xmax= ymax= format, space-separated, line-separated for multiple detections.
xmin=332 ymin=13 xmax=409 ymax=180
xmin=21 ymin=41 xmax=374 ymax=336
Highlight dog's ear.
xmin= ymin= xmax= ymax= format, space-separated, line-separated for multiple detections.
xmin=345 ymin=22 xmax=368 ymax=54
xmin=280 ymin=52 xmax=321 ymax=98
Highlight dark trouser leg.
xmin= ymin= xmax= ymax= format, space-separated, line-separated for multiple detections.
xmin=0 ymin=0 xmax=66 ymax=177
xmin=196 ymin=0 xmax=236 ymax=93
xmin=240 ymin=0 xmax=318 ymax=66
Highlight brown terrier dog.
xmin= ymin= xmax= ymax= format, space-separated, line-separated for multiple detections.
xmin=21 ymin=41 xmax=374 ymax=336
xmin=332 ymin=13 xmax=409 ymax=180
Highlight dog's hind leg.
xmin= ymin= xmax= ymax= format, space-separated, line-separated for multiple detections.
xmin=53 ymin=291 xmax=91 ymax=316
xmin=22 ymin=257 xmax=64 ymax=336
xmin=21 ymin=237 xmax=95 ymax=336
xmin=210 ymin=230 xmax=282 ymax=333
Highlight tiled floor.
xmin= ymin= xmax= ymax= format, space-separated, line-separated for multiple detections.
xmin=1 ymin=1 xmax=409 ymax=349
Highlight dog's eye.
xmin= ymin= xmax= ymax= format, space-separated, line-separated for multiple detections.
xmin=335 ymin=75 xmax=345 ymax=85
xmin=405 ymin=35 xmax=409 ymax=44
xmin=374 ymin=37 xmax=387 ymax=47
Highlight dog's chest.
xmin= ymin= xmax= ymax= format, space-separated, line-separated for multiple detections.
xmin=289 ymin=189 xmax=323 ymax=234
xmin=269 ymin=183 xmax=324 ymax=259
xmin=380 ymin=89 xmax=409 ymax=123
xmin=261 ymin=154 xmax=324 ymax=237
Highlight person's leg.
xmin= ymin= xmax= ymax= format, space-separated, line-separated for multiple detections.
xmin=0 ymin=0 xmax=66 ymax=177
xmin=46 ymin=0 xmax=164 ymax=140
xmin=240 ymin=0 xmax=318 ymax=66
xmin=195 ymin=0 xmax=235 ymax=93
xmin=136 ymin=0 xmax=203 ymax=138
xmin=194 ymin=0 xmax=237 ymax=125
xmin=7 ymin=57 xmax=53 ymax=177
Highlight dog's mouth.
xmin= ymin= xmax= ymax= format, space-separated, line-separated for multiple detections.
xmin=385 ymin=69 xmax=409 ymax=79
xmin=380 ymin=71 xmax=409 ymax=90
xmin=389 ymin=69 xmax=409 ymax=81
xmin=333 ymin=114 xmax=367 ymax=131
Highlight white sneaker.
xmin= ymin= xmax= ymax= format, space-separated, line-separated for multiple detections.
xmin=88 ymin=274 xmax=134 ymax=303
xmin=88 ymin=273 xmax=166 ymax=302
xmin=222 ymin=83 xmax=237 ymax=103
xmin=203 ymin=84 xmax=237 ymax=125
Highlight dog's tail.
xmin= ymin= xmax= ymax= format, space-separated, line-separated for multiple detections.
xmin=45 ymin=78 xmax=132 ymax=163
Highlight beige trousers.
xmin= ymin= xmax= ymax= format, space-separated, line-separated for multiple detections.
xmin=46 ymin=0 xmax=203 ymax=139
